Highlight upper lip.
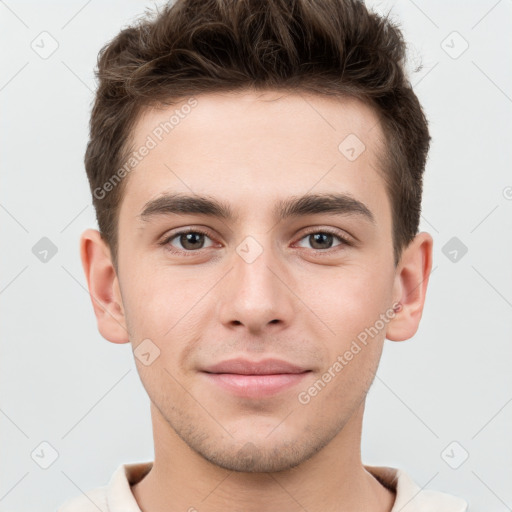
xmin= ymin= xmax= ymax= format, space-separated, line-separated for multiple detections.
xmin=202 ymin=358 xmax=309 ymax=375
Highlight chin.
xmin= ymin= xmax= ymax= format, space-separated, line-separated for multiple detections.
xmin=200 ymin=441 xmax=310 ymax=473
xmin=187 ymin=427 xmax=333 ymax=473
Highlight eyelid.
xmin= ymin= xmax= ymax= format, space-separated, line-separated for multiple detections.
xmin=159 ymin=225 xmax=354 ymax=257
xmin=158 ymin=226 xmax=217 ymax=252
xmin=294 ymin=227 xmax=354 ymax=248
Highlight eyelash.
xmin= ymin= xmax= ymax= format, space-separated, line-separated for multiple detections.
xmin=159 ymin=227 xmax=353 ymax=256
xmin=296 ymin=228 xmax=354 ymax=253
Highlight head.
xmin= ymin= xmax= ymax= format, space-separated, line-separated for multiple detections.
xmin=81 ymin=0 xmax=433 ymax=472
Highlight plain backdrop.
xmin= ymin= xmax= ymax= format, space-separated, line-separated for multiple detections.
xmin=1 ymin=1 xmax=511 ymax=511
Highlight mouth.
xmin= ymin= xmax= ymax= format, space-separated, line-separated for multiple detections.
xmin=201 ymin=358 xmax=312 ymax=398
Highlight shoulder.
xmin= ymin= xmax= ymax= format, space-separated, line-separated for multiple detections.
xmin=365 ymin=464 xmax=468 ymax=512
xmin=56 ymin=462 xmax=151 ymax=512
xmin=57 ymin=486 xmax=109 ymax=512
xmin=394 ymin=468 xmax=468 ymax=512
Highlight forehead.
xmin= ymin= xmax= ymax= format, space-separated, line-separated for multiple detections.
xmin=119 ymin=90 xmax=390 ymax=228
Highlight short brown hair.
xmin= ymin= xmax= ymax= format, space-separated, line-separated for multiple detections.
xmin=85 ymin=0 xmax=430 ymax=268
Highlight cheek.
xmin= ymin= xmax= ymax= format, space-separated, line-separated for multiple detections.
xmin=121 ymin=267 xmax=208 ymax=351
xmin=310 ymin=281 xmax=388 ymax=403
xmin=307 ymin=265 xmax=391 ymax=337
xmin=120 ymin=266 xmax=174 ymax=338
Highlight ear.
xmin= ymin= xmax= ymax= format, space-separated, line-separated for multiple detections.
xmin=80 ymin=228 xmax=129 ymax=344
xmin=385 ymin=231 xmax=433 ymax=342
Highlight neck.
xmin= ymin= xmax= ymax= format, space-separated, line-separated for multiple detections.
xmin=132 ymin=400 xmax=396 ymax=512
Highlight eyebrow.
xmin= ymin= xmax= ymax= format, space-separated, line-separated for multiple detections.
xmin=139 ymin=192 xmax=375 ymax=225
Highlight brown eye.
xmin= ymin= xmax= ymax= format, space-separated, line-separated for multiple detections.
xmin=162 ymin=229 xmax=214 ymax=253
xmin=308 ymin=232 xmax=335 ymax=250
xmin=295 ymin=230 xmax=352 ymax=251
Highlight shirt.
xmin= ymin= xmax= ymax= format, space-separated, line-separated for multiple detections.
xmin=57 ymin=461 xmax=468 ymax=511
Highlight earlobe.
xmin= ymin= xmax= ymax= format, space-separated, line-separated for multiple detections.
xmin=80 ymin=228 xmax=129 ymax=344
xmin=385 ymin=232 xmax=434 ymax=342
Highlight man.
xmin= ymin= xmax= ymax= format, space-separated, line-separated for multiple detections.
xmin=58 ymin=0 xmax=468 ymax=510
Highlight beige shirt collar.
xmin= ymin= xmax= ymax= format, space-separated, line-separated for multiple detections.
xmin=60 ymin=461 xmax=468 ymax=511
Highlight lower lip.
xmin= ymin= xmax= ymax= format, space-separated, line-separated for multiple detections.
xmin=202 ymin=372 xmax=310 ymax=398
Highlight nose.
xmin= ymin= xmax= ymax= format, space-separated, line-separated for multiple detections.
xmin=216 ymin=235 xmax=297 ymax=335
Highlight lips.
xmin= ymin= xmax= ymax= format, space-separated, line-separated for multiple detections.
xmin=202 ymin=358 xmax=309 ymax=375
xmin=201 ymin=358 xmax=311 ymax=398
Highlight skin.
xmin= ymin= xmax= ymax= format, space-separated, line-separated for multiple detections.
xmin=81 ymin=89 xmax=433 ymax=512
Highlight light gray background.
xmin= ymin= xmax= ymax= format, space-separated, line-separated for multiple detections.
xmin=1 ymin=1 xmax=511 ymax=510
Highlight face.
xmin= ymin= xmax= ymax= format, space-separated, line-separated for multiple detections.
xmin=112 ymin=90 xmax=402 ymax=472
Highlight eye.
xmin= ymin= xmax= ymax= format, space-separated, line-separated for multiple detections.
xmin=295 ymin=229 xmax=352 ymax=251
xmin=161 ymin=229 xmax=215 ymax=253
